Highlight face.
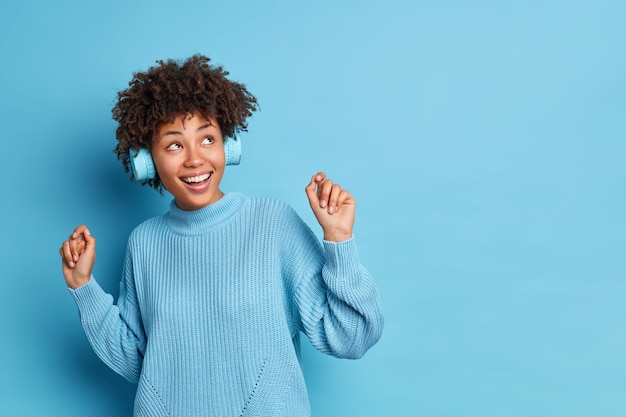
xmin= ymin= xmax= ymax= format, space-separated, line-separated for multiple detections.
xmin=151 ymin=113 xmax=226 ymax=211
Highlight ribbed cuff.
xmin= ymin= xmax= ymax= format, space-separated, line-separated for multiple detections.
xmin=68 ymin=276 xmax=114 ymax=321
xmin=322 ymin=237 xmax=361 ymax=278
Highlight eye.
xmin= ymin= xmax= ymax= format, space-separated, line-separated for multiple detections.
xmin=166 ymin=143 xmax=182 ymax=151
xmin=202 ymin=136 xmax=214 ymax=145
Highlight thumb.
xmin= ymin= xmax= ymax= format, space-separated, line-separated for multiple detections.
xmin=305 ymin=174 xmax=320 ymax=206
xmin=82 ymin=228 xmax=97 ymax=255
xmin=73 ymin=228 xmax=96 ymax=279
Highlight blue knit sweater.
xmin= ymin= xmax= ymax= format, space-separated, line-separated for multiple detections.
xmin=69 ymin=192 xmax=383 ymax=416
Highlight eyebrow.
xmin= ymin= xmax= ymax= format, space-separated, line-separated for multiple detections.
xmin=159 ymin=123 xmax=213 ymax=138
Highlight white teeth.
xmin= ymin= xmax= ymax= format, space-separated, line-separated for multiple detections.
xmin=183 ymin=173 xmax=211 ymax=183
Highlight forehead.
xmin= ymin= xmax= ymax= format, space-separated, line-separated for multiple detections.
xmin=156 ymin=113 xmax=220 ymax=135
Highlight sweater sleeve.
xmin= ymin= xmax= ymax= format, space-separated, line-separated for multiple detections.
xmin=68 ymin=250 xmax=146 ymax=383
xmin=283 ymin=208 xmax=384 ymax=359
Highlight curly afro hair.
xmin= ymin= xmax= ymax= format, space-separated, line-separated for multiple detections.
xmin=111 ymin=54 xmax=258 ymax=191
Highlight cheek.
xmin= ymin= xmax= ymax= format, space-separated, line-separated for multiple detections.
xmin=153 ymin=156 xmax=176 ymax=180
xmin=208 ymin=150 xmax=226 ymax=168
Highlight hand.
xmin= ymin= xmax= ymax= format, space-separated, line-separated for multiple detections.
xmin=305 ymin=172 xmax=355 ymax=242
xmin=59 ymin=225 xmax=96 ymax=289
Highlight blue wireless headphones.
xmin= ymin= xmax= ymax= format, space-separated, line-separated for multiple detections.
xmin=130 ymin=133 xmax=242 ymax=181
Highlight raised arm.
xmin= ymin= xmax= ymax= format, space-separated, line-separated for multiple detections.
xmin=285 ymin=173 xmax=383 ymax=359
xmin=59 ymin=226 xmax=146 ymax=382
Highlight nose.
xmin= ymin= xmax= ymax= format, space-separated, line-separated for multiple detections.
xmin=184 ymin=145 xmax=205 ymax=168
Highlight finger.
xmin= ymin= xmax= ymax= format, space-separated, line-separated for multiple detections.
xmin=318 ymin=178 xmax=334 ymax=210
xmin=313 ymin=172 xmax=326 ymax=183
xmin=305 ymin=173 xmax=325 ymax=207
xmin=60 ymin=247 xmax=73 ymax=277
xmin=60 ymin=247 xmax=68 ymax=268
xmin=73 ymin=224 xmax=88 ymax=234
xmin=335 ymin=189 xmax=355 ymax=212
xmin=327 ymin=184 xmax=342 ymax=214
xmin=70 ymin=224 xmax=90 ymax=240
xmin=65 ymin=225 xmax=92 ymax=265
xmin=305 ymin=174 xmax=318 ymax=198
xmin=81 ymin=227 xmax=96 ymax=253
xmin=70 ymin=228 xmax=96 ymax=280
xmin=68 ymin=237 xmax=84 ymax=262
xmin=69 ymin=236 xmax=86 ymax=259
xmin=61 ymin=240 xmax=76 ymax=268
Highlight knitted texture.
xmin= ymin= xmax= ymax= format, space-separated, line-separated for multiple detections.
xmin=70 ymin=192 xmax=384 ymax=417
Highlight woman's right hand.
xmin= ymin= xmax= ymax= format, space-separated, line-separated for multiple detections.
xmin=59 ymin=225 xmax=96 ymax=289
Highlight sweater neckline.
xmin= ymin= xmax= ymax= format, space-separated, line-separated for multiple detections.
xmin=164 ymin=192 xmax=247 ymax=235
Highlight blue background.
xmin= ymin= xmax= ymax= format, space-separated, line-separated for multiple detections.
xmin=1 ymin=1 xmax=625 ymax=416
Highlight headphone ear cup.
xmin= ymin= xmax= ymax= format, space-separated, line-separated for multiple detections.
xmin=130 ymin=148 xmax=156 ymax=181
xmin=225 ymin=133 xmax=242 ymax=166
xmin=130 ymin=135 xmax=238 ymax=180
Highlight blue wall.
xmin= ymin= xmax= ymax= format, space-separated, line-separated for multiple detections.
xmin=1 ymin=1 xmax=625 ymax=415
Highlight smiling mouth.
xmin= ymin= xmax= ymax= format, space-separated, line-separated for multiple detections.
xmin=182 ymin=173 xmax=212 ymax=184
